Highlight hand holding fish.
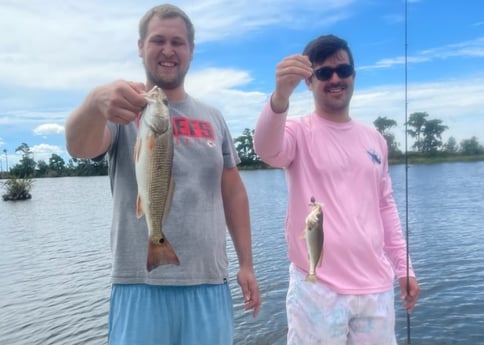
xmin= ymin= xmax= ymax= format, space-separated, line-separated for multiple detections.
xmin=271 ymin=54 xmax=313 ymax=113
xmin=66 ymin=80 xmax=147 ymax=159
xmin=237 ymin=267 xmax=261 ymax=318
xmin=90 ymin=80 xmax=147 ymax=125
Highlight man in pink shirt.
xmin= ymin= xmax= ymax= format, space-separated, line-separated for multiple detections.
xmin=254 ymin=34 xmax=420 ymax=344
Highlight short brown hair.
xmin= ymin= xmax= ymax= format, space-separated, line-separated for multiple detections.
xmin=303 ymin=34 xmax=354 ymax=67
xmin=139 ymin=4 xmax=195 ymax=46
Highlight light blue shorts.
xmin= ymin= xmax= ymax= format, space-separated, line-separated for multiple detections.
xmin=108 ymin=283 xmax=233 ymax=345
xmin=286 ymin=264 xmax=397 ymax=345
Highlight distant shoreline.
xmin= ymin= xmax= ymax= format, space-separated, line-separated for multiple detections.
xmin=388 ymin=154 xmax=484 ymax=165
xmin=239 ymin=154 xmax=484 ymax=170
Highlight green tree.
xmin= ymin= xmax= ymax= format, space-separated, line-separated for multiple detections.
xmin=72 ymin=157 xmax=108 ymax=176
xmin=91 ymin=158 xmax=108 ymax=175
xmin=3 ymin=148 xmax=8 ymax=172
xmin=234 ymin=128 xmax=258 ymax=165
xmin=373 ymin=116 xmax=400 ymax=157
xmin=16 ymin=143 xmax=32 ymax=155
xmin=11 ymin=143 xmax=36 ymax=177
xmin=49 ymin=153 xmax=66 ymax=176
xmin=66 ymin=158 xmax=77 ymax=176
xmin=460 ymin=136 xmax=484 ymax=155
xmin=407 ymin=112 xmax=429 ymax=152
xmin=444 ymin=136 xmax=458 ymax=154
xmin=421 ymin=119 xmax=448 ymax=153
xmin=36 ymin=160 xmax=49 ymax=176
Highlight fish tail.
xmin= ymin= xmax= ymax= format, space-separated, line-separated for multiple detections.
xmin=305 ymin=274 xmax=317 ymax=283
xmin=146 ymin=238 xmax=180 ymax=271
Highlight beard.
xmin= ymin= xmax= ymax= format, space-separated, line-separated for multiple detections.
xmin=144 ymin=62 xmax=188 ymax=90
xmin=146 ymin=71 xmax=184 ymax=90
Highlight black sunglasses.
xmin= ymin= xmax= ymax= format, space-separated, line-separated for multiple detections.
xmin=313 ymin=64 xmax=354 ymax=81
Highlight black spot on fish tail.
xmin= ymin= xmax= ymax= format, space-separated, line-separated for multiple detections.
xmin=159 ymin=238 xmax=165 ymax=244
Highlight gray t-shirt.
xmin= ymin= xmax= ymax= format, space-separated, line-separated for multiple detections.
xmin=105 ymin=95 xmax=240 ymax=285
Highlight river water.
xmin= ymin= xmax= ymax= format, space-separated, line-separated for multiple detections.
xmin=1 ymin=162 xmax=483 ymax=344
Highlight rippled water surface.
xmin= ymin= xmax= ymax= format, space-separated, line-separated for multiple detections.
xmin=1 ymin=162 xmax=483 ymax=344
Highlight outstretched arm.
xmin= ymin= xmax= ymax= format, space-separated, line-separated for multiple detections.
xmin=254 ymin=54 xmax=312 ymax=165
xmin=65 ymin=80 xmax=146 ymax=159
xmin=222 ymin=167 xmax=261 ymax=317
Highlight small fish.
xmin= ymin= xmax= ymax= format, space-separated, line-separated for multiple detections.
xmin=301 ymin=196 xmax=324 ymax=283
xmin=134 ymin=85 xmax=180 ymax=271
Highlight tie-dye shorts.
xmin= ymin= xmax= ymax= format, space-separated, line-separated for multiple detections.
xmin=286 ymin=264 xmax=397 ymax=345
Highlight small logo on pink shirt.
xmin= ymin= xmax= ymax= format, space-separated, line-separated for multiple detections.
xmin=367 ymin=150 xmax=381 ymax=164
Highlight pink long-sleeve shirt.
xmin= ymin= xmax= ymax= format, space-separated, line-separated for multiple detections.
xmin=254 ymin=101 xmax=414 ymax=294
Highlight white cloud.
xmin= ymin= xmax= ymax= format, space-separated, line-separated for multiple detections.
xmin=30 ymin=144 xmax=64 ymax=163
xmin=31 ymin=143 xmax=63 ymax=154
xmin=186 ymin=68 xmax=254 ymax=96
xmin=360 ymin=56 xmax=430 ymax=70
xmin=0 ymin=0 xmax=482 ymax=164
xmin=34 ymin=124 xmax=65 ymax=136
xmin=184 ymin=67 xmax=268 ymax=135
xmin=183 ymin=67 xmax=484 ymax=144
xmin=351 ymin=77 xmax=484 ymax=145
xmin=0 ymin=110 xmax=68 ymax=127
xmin=360 ymin=36 xmax=484 ymax=70
xmin=420 ymin=37 xmax=484 ymax=59
xmin=0 ymin=0 xmax=356 ymax=91
xmin=5 ymin=143 xmax=64 ymax=167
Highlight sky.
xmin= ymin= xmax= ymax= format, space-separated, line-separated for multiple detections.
xmin=0 ymin=0 xmax=483 ymax=169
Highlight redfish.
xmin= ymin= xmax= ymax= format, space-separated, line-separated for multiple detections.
xmin=134 ymin=86 xmax=180 ymax=271
xmin=302 ymin=196 xmax=324 ymax=282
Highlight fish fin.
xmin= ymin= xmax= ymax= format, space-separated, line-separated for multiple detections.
xmin=147 ymin=136 xmax=155 ymax=150
xmin=136 ymin=194 xmax=144 ymax=218
xmin=146 ymin=238 xmax=180 ymax=271
xmin=305 ymin=274 xmax=317 ymax=283
xmin=299 ymin=228 xmax=306 ymax=239
xmin=317 ymin=251 xmax=324 ymax=267
xmin=161 ymin=177 xmax=175 ymax=226
xmin=134 ymin=136 xmax=141 ymax=161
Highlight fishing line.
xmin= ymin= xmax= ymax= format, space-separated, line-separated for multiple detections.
xmin=404 ymin=0 xmax=412 ymax=344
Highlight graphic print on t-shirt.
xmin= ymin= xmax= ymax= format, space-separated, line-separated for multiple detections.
xmin=171 ymin=116 xmax=215 ymax=147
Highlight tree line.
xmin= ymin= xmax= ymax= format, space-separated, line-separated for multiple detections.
xmin=1 ymin=111 xmax=483 ymax=179
xmin=0 ymin=143 xmax=107 ymax=179
xmin=236 ymin=112 xmax=484 ymax=167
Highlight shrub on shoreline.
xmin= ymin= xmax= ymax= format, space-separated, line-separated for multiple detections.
xmin=2 ymin=177 xmax=33 ymax=201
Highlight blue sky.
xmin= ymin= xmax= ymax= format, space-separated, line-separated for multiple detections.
xmin=0 ymin=0 xmax=483 ymax=169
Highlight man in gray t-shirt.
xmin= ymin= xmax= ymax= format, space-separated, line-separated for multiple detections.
xmin=65 ymin=4 xmax=260 ymax=345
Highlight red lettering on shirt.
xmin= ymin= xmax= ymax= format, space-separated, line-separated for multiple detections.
xmin=172 ymin=116 xmax=214 ymax=139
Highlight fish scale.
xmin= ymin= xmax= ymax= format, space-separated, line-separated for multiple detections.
xmin=146 ymin=130 xmax=173 ymax=243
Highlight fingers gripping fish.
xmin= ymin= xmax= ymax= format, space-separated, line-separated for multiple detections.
xmin=134 ymin=86 xmax=180 ymax=271
xmin=301 ymin=196 xmax=324 ymax=282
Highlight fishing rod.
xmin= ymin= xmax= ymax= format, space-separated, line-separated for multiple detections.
xmin=404 ymin=0 xmax=412 ymax=344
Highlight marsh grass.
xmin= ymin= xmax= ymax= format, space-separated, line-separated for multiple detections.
xmin=2 ymin=177 xmax=33 ymax=201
